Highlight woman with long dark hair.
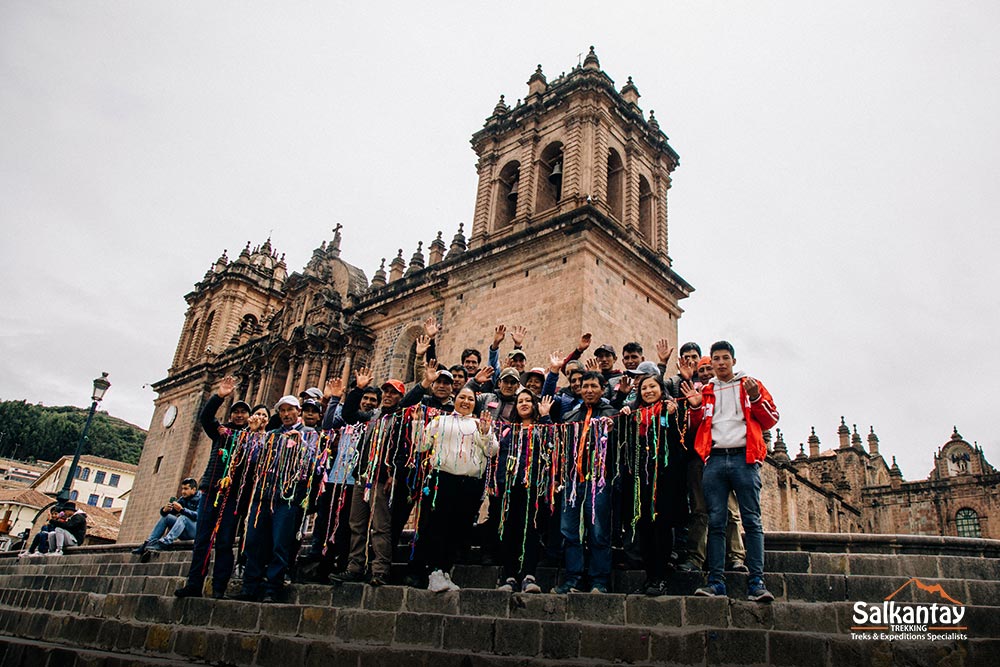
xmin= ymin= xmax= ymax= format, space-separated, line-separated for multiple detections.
xmin=621 ymin=373 xmax=689 ymax=595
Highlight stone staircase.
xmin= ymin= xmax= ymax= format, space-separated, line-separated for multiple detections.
xmin=0 ymin=534 xmax=998 ymax=666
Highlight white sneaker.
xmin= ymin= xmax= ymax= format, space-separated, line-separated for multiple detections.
xmin=17 ymin=551 xmax=30 ymax=559
xmin=427 ymin=569 xmax=450 ymax=593
xmin=442 ymin=572 xmax=460 ymax=591
xmin=29 ymin=551 xmax=45 ymax=558
xmin=47 ymin=549 xmax=63 ymax=557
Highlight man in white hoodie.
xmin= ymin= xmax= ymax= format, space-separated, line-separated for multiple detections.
xmin=685 ymin=341 xmax=779 ymax=603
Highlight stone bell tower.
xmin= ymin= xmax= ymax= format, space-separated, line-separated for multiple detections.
xmin=353 ymin=47 xmax=693 ymax=381
xmin=469 ymin=46 xmax=677 ymax=262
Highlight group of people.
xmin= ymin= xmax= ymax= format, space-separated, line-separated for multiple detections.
xmin=164 ymin=320 xmax=779 ymax=604
xmin=20 ymin=503 xmax=88 ymax=557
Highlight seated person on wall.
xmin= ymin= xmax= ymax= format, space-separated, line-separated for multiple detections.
xmin=46 ymin=502 xmax=87 ymax=556
xmin=20 ymin=507 xmax=60 ymax=557
xmin=132 ymin=478 xmax=202 ymax=554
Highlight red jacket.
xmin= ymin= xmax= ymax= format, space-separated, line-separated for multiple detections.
xmin=688 ymin=376 xmax=779 ymax=464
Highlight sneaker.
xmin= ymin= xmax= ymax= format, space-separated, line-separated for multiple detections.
xmin=442 ymin=572 xmax=460 ymax=591
xmin=47 ymin=549 xmax=63 ymax=557
xmin=17 ymin=551 xmax=30 ymax=559
xmin=551 ymin=581 xmax=580 ymax=594
xmin=330 ymin=569 xmax=366 ymax=584
xmin=747 ymin=582 xmax=775 ymax=603
xmin=427 ymin=569 xmax=451 ymax=593
xmin=590 ymin=583 xmax=608 ymax=594
xmin=676 ymin=561 xmax=701 ymax=573
xmin=694 ymin=582 xmax=727 ymax=597
xmin=728 ymin=560 xmax=749 ymax=573
xmin=130 ymin=544 xmax=147 ymax=556
xmin=497 ymin=577 xmax=517 ymax=592
xmin=522 ymin=576 xmax=541 ymax=594
xmin=369 ymin=575 xmax=387 ymax=587
xmin=174 ymin=585 xmax=203 ymax=599
xmin=145 ymin=541 xmax=164 ymax=552
xmin=29 ymin=551 xmax=45 ymax=558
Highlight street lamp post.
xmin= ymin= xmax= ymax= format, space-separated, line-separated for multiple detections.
xmin=55 ymin=372 xmax=111 ymax=506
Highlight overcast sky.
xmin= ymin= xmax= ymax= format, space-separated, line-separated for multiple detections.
xmin=2 ymin=1 xmax=998 ymax=481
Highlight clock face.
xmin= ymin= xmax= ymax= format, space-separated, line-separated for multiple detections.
xmin=162 ymin=405 xmax=178 ymax=429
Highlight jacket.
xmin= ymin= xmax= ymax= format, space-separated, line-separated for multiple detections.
xmin=688 ymin=375 xmax=779 ymax=464
xmin=55 ymin=511 xmax=87 ymax=544
xmin=160 ymin=491 xmax=202 ymax=520
xmin=198 ymin=394 xmax=248 ymax=490
xmin=418 ymin=413 xmax=499 ymax=478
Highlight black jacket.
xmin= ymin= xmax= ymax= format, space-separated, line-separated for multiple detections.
xmin=198 ymin=394 xmax=248 ymax=490
xmin=160 ymin=491 xmax=202 ymax=520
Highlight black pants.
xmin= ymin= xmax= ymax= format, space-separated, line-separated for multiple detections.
xmin=636 ymin=463 xmax=688 ymax=581
xmin=499 ymin=483 xmax=541 ymax=580
xmin=186 ymin=486 xmax=240 ymax=595
xmin=417 ymin=471 xmax=482 ymax=573
xmin=310 ymin=483 xmax=354 ymax=576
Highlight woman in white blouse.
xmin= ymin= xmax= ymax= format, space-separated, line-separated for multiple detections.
xmin=417 ymin=386 xmax=498 ymax=592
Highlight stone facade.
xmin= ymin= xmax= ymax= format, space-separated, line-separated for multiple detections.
xmin=119 ymin=49 xmax=692 ymax=542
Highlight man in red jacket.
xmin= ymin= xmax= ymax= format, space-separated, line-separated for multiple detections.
xmin=684 ymin=341 xmax=779 ymax=603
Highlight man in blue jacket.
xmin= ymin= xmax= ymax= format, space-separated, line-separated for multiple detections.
xmin=132 ymin=478 xmax=201 ymax=554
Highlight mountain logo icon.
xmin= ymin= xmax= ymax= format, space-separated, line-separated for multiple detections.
xmin=885 ymin=578 xmax=964 ymax=606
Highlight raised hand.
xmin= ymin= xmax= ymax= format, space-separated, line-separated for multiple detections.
xmin=616 ymin=375 xmax=633 ymax=395
xmin=743 ymin=377 xmax=761 ymax=401
xmin=478 ymin=411 xmax=493 ymax=434
xmin=511 ymin=325 xmax=528 ymax=348
xmin=475 ymin=365 xmax=495 ymax=384
xmin=584 ymin=357 xmax=601 ymax=372
xmin=415 ymin=334 xmax=431 ymax=357
xmin=548 ymin=350 xmax=563 ymax=374
xmin=679 ymin=381 xmax=702 ymax=407
xmin=423 ymin=316 xmax=440 ymax=339
xmin=248 ymin=413 xmax=267 ymax=432
xmin=423 ymin=359 xmax=439 ymax=386
xmin=655 ymin=338 xmax=674 ymax=364
xmin=578 ymin=332 xmax=592 ymax=352
xmin=539 ymin=395 xmax=554 ymax=418
xmin=492 ymin=323 xmax=507 ymax=348
xmin=218 ymin=375 xmax=238 ymax=398
xmin=678 ymin=355 xmax=695 ymax=381
xmin=324 ymin=377 xmax=344 ymax=400
xmin=354 ymin=367 xmax=373 ymax=390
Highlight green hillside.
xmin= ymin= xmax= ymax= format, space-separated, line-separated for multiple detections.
xmin=0 ymin=400 xmax=146 ymax=465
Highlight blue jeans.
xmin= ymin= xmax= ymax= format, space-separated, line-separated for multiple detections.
xmin=560 ymin=480 xmax=611 ymax=587
xmin=702 ymin=450 xmax=765 ymax=588
xmin=146 ymin=513 xmax=196 ymax=545
xmin=186 ymin=487 xmax=240 ymax=595
xmin=241 ymin=498 xmax=303 ymax=597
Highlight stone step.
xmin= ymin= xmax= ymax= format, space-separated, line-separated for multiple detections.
xmin=5 ymin=546 xmax=999 ymax=583
xmin=1 ymin=593 xmax=995 ymax=667
xmin=0 ymin=635 xmax=191 ymax=667
xmin=4 ymin=564 xmax=999 ymax=606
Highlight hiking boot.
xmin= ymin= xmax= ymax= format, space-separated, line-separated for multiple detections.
xmin=694 ymin=582 xmax=727 ymax=597
xmin=369 ymin=574 xmax=387 ymax=587
xmin=330 ymin=569 xmax=366 ymax=584
xmin=174 ymin=585 xmax=203 ymax=599
xmin=747 ymin=581 xmax=775 ymax=603
xmin=727 ymin=559 xmax=749 ymax=573
xmin=551 ymin=581 xmax=580 ymax=594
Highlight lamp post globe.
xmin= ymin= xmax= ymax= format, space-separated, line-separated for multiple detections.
xmin=55 ymin=373 xmax=111 ymax=506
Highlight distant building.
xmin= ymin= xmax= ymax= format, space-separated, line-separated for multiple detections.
xmin=0 ymin=488 xmax=53 ymax=551
xmin=0 ymin=457 xmax=50 ymax=489
xmin=762 ymin=423 xmax=999 ymax=538
xmin=30 ymin=454 xmax=137 ymax=513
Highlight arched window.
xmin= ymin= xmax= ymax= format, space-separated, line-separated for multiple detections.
xmin=638 ymin=175 xmax=653 ymax=243
xmin=494 ymin=161 xmax=521 ymax=230
xmin=240 ymin=314 xmax=259 ymax=335
xmin=535 ymin=142 xmax=564 ymax=212
xmin=70 ymin=490 xmax=78 ymax=501
xmin=607 ymin=148 xmax=624 ymax=222
xmin=79 ymin=467 xmax=90 ymax=482
xmin=955 ymin=508 xmax=982 ymax=538
xmin=198 ymin=311 xmax=216 ymax=355
xmin=185 ymin=317 xmax=200 ymax=359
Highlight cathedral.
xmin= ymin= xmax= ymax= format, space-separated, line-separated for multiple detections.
xmin=118 ymin=49 xmax=997 ymax=544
